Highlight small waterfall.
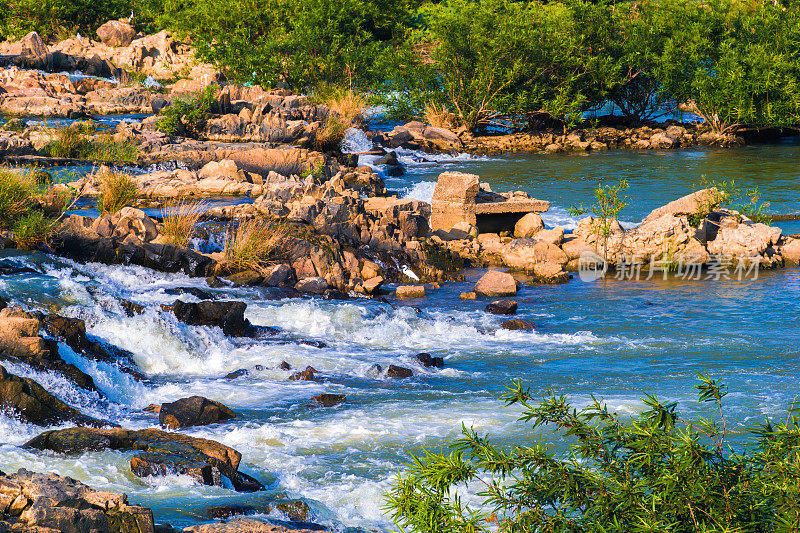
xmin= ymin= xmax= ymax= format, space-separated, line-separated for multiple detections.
xmin=340 ymin=128 xmax=372 ymax=154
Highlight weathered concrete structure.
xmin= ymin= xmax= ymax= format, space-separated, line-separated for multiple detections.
xmin=430 ymin=172 xmax=549 ymax=234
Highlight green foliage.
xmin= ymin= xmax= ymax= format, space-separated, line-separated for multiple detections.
xmin=689 ymin=177 xmax=772 ymax=226
xmin=97 ymin=170 xmax=138 ymax=215
xmin=386 ymin=373 xmax=800 ymax=532
xmin=44 ymin=126 xmax=137 ymax=163
xmin=0 ymin=0 xmax=133 ymax=41
xmin=159 ymin=0 xmax=415 ymax=92
xmin=0 ymin=167 xmax=37 ymax=229
xmin=156 ymin=86 xmax=216 ymax=138
xmin=13 ymin=211 xmax=54 ymax=250
xmin=569 ymin=178 xmax=629 ymax=261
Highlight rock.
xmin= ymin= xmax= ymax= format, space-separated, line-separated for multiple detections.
xmin=171 ymin=300 xmax=255 ymax=337
xmin=183 ymin=517 xmax=321 ymax=533
xmin=501 ymin=319 xmax=535 ymax=331
xmin=158 ymin=396 xmax=236 ymax=429
xmin=501 ymin=238 xmax=568 ymax=271
xmin=310 ymin=394 xmax=346 ymax=407
xmin=485 ymin=300 xmax=518 ymax=315
xmin=120 ymin=299 xmax=145 ymax=316
xmin=459 ymin=292 xmax=476 ymax=300
xmin=289 ymin=367 xmax=316 ymax=381
xmin=206 ymin=504 xmax=257 ymax=519
xmin=386 ymin=365 xmax=413 ymax=378
xmin=279 ymin=361 xmax=292 ymax=371
xmin=361 ymin=260 xmax=381 ymax=279
xmin=706 ymin=218 xmax=782 ymax=257
xmin=25 ymin=427 xmax=264 ymax=493
xmin=430 ymin=172 xmax=480 ymax=233
xmin=97 ymin=20 xmax=136 ymax=47
xmin=781 ymin=237 xmax=800 ymax=266
xmin=473 ymin=270 xmax=517 ymax=297
xmin=0 ymin=364 xmax=111 ymax=427
xmin=144 ymin=404 xmax=161 ymax=413
xmin=263 ymin=264 xmax=292 ymax=286
xmin=0 ymin=468 xmax=154 ymax=533
xmin=206 ymin=276 xmax=226 ymax=288
xmin=224 ymin=369 xmax=249 ymax=380
xmin=294 ymin=277 xmax=329 ymax=295
xmin=533 ymin=227 xmax=565 ymax=246
xmin=450 ymin=221 xmax=478 ymax=239
xmin=514 ymin=213 xmax=544 ymax=238
xmin=362 ymin=276 xmax=384 ymax=294
xmin=415 ymin=353 xmax=443 ymax=368
xmin=20 ymin=32 xmax=47 ymax=56
xmin=226 ymin=271 xmax=263 ymax=287
xmin=643 ymin=188 xmax=721 ymax=223
xmin=396 ymin=285 xmax=426 ymax=299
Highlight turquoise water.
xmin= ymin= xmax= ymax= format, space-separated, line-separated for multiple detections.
xmin=1 ymin=144 xmax=799 ymax=531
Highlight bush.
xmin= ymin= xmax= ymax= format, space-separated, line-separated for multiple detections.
xmin=97 ymin=170 xmax=138 ymax=215
xmin=45 ymin=126 xmax=138 ymax=163
xmin=160 ymin=200 xmax=205 ymax=247
xmin=0 ymin=0 xmax=134 ymax=41
xmin=314 ymin=89 xmax=367 ymax=151
xmin=0 ymin=167 xmax=37 ymax=229
xmin=156 ymin=85 xmax=216 ymax=138
xmin=13 ymin=211 xmax=54 ymax=250
xmin=386 ymin=374 xmax=800 ymax=532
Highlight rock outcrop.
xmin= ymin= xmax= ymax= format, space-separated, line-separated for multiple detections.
xmin=0 ymin=468 xmax=154 ymax=533
xmin=171 ymin=300 xmax=255 ymax=337
xmin=473 ymin=270 xmax=517 ymax=297
xmin=159 ymin=396 xmax=236 ymax=429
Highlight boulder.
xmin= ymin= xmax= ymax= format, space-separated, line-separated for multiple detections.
xmin=289 ymin=367 xmax=316 ymax=381
xmin=226 ymin=270 xmax=263 ymax=287
xmin=514 ymin=213 xmax=544 ymax=238
xmin=386 ymin=365 xmax=413 ymax=378
xmin=158 ymin=396 xmax=236 ymax=429
xmin=96 ymin=20 xmax=136 ymax=47
xmin=24 ymin=427 xmax=263 ymax=493
xmin=501 ymin=319 xmax=535 ymax=331
xmin=0 ymin=469 xmax=154 ymax=533
xmin=0 ymin=364 xmax=110 ymax=427
xmin=643 ymin=188 xmax=720 ymax=223
xmin=263 ymin=264 xmax=292 ymax=286
xmin=706 ymin=218 xmax=782 ymax=257
xmin=183 ymin=518 xmax=320 ymax=533
xmin=485 ymin=300 xmax=518 ymax=315
xmin=415 ymin=353 xmax=444 ymax=368
xmin=473 ymin=270 xmax=517 ymax=297
xmin=20 ymin=32 xmax=47 ymax=57
xmin=171 ymin=300 xmax=254 ymax=337
xmin=361 ymin=276 xmax=384 ymax=294
xmin=501 ymin=238 xmax=569 ymax=272
xmin=310 ymin=394 xmax=346 ymax=407
xmin=781 ymin=237 xmax=800 ymax=266
xmin=294 ymin=277 xmax=329 ymax=295
xmin=396 ymin=285 xmax=426 ymax=298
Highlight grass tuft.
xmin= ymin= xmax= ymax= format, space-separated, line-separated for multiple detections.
xmin=223 ymin=218 xmax=293 ymax=274
xmin=0 ymin=167 xmax=37 ymax=229
xmin=160 ymin=200 xmax=206 ymax=247
xmin=45 ymin=125 xmax=138 ymax=163
xmin=424 ymin=102 xmax=456 ymax=130
xmin=315 ymin=89 xmax=366 ymax=151
xmin=13 ymin=211 xmax=54 ymax=250
xmin=97 ymin=170 xmax=138 ymax=215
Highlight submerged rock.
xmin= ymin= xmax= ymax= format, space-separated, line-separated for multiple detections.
xmin=171 ymin=300 xmax=255 ymax=337
xmin=310 ymin=394 xmax=345 ymax=407
xmin=386 ymin=365 xmax=413 ymax=378
xmin=159 ymin=396 xmax=236 ymax=429
xmin=501 ymin=319 xmax=536 ymax=331
xmin=0 ymin=468 xmax=154 ymax=533
xmin=24 ymin=427 xmax=264 ymax=493
xmin=289 ymin=367 xmax=316 ymax=381
xmin=415 ymin=353 xmax=444 ymax=368
xmin=0 ymin=364 xmax=111 ymax=427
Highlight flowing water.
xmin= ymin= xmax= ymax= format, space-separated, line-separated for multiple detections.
xmin=2 ymin=141 xmax=800 ymax=531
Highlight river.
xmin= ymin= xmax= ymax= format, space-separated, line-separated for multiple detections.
xmin=1 ymin=142 xmax=799 ymax=531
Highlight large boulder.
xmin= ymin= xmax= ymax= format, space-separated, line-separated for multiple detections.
xmin=514 ymin=213 xmax=544 ymax=238
xmin=19 ymin=32 xmax=47 ymax=57
xmin=96 ymin=20 xmax=136 ymax=47
xmin=171 ymin=300 xmax=254 ymax=337
xmin=159 ymin=396 xmax=236 ymax=429
xmin=24 ymin=427 xmax=264 ymax=493
xmin=781 ymin=237 xmax=800 ymax=266
xmin=501 ymin=239 xmax=569 ymax=282
xmin=643 ymin=188 xmax=720 ymax=223
xmin=473 ymin=270 xmax=517 ymax=297
xmin=705 ymin=216 xmax=782 ymax=258
xmin=0 ymin=364 xmax=111 ymax=427
xmin=0 ymin=469 xmax=154 ymax=533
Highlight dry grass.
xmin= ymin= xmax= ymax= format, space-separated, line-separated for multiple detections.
xmin=97 ymin=170 xmax=138 ymax=215
xmin=315 ymin=90 xmax=367 ymax=150
xmin=260 ymin=149 xmax=305 ymax=177
xmin=160 ymin=200 xmax=206 ymax=247
xmin=223 ymin=218 xmax=293 ymax=273
xmin=424 ymin=102 xmax=456 ymax=130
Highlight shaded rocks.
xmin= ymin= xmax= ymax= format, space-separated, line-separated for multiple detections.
xmin=473 ymin=270 xmax=517 ymax=297
xmin=24 ymin=427 xmax=264 ymax=493
xmin=395 ymin=285 xmax=426 ymax=298
xmin=310 ymin=394 xmax=346 ymax=407
xmin=183 ymin=518 xmax=321 ymax=533
xmin=415 ymin=353 xmax=444 ymax=368
xmin=172 ymin=300 xmax=255 ymax=337
xmin=97 ymin=20 xmax=136 ymax=48
xmin=485 ymin=300 xmax=518 ymax=315
xmin=0 ymin=364 xmax=111 ymax=427
xmin=159 ymin=396 xmax=236 ymax=429
xmin=386 ymin=365 xmax=413 ymax=378
xmin=0 ymin=468 xmax=154 ymax=533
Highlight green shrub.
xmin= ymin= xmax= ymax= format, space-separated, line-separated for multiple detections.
xmin=156 ymin=85 xmax=216 ymax=138
xmin=97 ymin=170 xmax=138 ymax=215
xmin=13 ymin=211 xmax=54 ymax=250
xmin=0 ymin=0 xmax=134 ymax=41
xmin=0 ymin=167 xmax=37 ymax=229
xmin=45 ymin=126 xmax=137 ymax=162
xmin=386 ymin=373 xmax=800 ymax=532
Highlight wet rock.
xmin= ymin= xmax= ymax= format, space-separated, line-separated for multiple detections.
xmin=144 ymin=404 xmax=161 ymax=413
xmin=485 ymin=300 xmax=518 ymax=315
xmin=227 ymin=270 xmax=263 ymax=287
xmin=310 ymin=394 xmax=346 ymax=407
xmin=289 ymin=367 xmax=316 ymax=381
xmin=396 ymin=285 xmax=426 ymax=298
xmin=171 ymin=300 xmax=255 ymax=337
xmin=224 ymin=369 xmax=249 ymax=380
xmin=386 ymin=365 xmax=413 ymax=378
xmin=164 ymin=287 xmax=216 ymax=300
xmin=415 ymin=353 xmax=443 ymax=368
xmin=0 ymin=468 xmax=154 ymax=533
xmin=366 ymin=364 xmax=383 ymax=378
xmin=0 ymin=364 xmax=111 ymax=427
xmin=279 ymin=361 xmax=292 ymax=371
xmin=322 ymin=289 xmax=348 ymax=300
xmin=501 ymin=319 xmax=535 ymax=331
xmin=263 ymin=264 xmax=293 ymax=287
xmin=119 ymin=298 xmax=145 ymax=316
xmin=159 ymin=396 xmax=236 ymax=429
xmin=206 ymin=276 xmax=227 ymax=288
xmin=206 ymin=504 xmax=257 ymax=519
xmin=361 ymin=276 xmax=384 ymax=294
xmin=25 ymin=427 xmax=264 ymax=493
xmin=97 ymin=20 xmax=136 ymax=47
xmin=473 ymin=270 xmax=517 ymax=297
xmin=183 ymin=517 xmax=322 ymax=533
xmin=294 ymin=277 xmax=329 ymax=295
